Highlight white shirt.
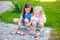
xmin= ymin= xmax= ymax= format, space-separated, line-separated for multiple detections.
xmin=31 ymin=14 xmax=46 ymax=23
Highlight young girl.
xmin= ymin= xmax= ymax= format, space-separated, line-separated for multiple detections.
xmin=31 ymin=6 xmax=46 ymax=33
xmin=13 ymin=2 xmax=33 ymax=34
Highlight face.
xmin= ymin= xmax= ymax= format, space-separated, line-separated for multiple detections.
xmin=34 ymin=11 xmax=42 ymax=17
xmin=25 ymin=7 xmax=31 ymax=13
xmin=34 ymin=11 xmax=40 ymax=17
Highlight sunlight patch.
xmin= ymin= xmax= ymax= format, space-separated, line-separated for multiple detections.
xmin=40 ymin=0 xmax=56 ymax=2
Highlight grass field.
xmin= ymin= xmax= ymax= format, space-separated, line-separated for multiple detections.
xmin=0 ymin=1 xmax=60 ymax=40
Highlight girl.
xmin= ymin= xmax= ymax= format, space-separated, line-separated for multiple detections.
xmin=31 ymin=6 xmax=46 ymax=33
xmin=13 ymin=2 xmax=33 ymax=34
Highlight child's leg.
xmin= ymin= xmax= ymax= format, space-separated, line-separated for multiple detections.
xmin=39 ymin=22 xmax=44 ymax=32
xmin=24 ymin=19 xmax=31 ymax=30
xmin=13 ymin=18 xmax=22 ymax=33
xmin=32 ymin=21 xmax=37 ymax=34
xmin=13 ymin=18 xmax=22 ymax=29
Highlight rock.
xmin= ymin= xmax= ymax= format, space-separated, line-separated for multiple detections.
xmin=0 ymin=22 xmax=52 ymax=40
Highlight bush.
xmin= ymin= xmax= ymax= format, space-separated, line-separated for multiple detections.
xmin=10 ymin=0 xmax=35 ymax=13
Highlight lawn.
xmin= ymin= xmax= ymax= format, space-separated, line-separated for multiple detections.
xmin=0 ymin=1 xmax=60 ymax=40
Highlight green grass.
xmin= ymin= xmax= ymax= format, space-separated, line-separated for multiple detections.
xmin=0 ymin=11 xmax=20 ymax=23
xmin=0 ymin=1 xmax=60 ymax=28
xmin=0 ymin=1 xmax=60 ymax=40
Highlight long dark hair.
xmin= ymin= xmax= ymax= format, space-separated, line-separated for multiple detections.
xmin=22 ymin=2 xmax=33 ymax=18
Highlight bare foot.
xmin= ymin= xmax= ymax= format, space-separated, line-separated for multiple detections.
xmin=10 ymin=29 xmax=18 ymax=35
xmin=26 ymin=28 xmax=30 ymax=31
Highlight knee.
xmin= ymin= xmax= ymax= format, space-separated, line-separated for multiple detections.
xmin=18 ymin=22 xmax=21 ymax=25
xmin=13 ymin=18 xmax=19 ymax=23
xmin=32 ymin=21 xmax=36 ymax=25
xmin=24 ymin=19 xmax=29 ymax=24
xmin=39 ymin=22 xmax=44 ymax=26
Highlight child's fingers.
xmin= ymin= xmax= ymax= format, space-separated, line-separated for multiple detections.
xmin=13 ymin=18 xmax=19 ymax=23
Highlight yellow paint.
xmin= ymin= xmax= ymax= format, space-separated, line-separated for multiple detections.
xmin=40 ymin=0 xmax=56 ymax=2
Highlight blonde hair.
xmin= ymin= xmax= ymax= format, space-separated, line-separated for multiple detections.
xmin=34 ymin=6 xmax=45 ymax=16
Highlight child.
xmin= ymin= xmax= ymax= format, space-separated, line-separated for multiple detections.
xmin=31 ymin=6 xmax=46 ymax=33
xmin=13 ymin=2 xmax=33 ymax=34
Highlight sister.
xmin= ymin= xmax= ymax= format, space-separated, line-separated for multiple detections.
xmin=31 ymin=6 xmax=46 ymax=33
xmin=13 ymin=2 xmax=33 ymax=34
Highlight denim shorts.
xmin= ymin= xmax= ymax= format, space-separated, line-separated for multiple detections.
xmin=21 ymin=19 xmax=25 ymax=26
